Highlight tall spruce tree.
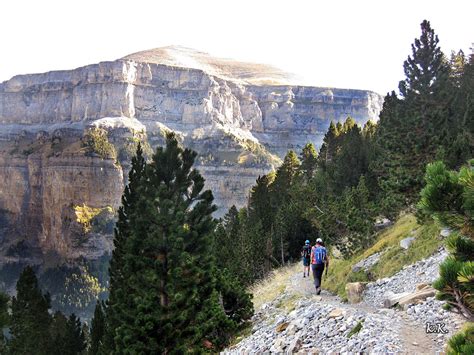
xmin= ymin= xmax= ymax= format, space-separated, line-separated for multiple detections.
xmin=10 ymin=266 xmax=52 ymax=355
xmin=104 ymin=134 xmax=244 ymax=353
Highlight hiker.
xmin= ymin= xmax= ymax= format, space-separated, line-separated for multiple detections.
xmin=311 ymin=238 xmax=328 ymax=295
xmin=301 ymin=240 xmax=311 ymax=277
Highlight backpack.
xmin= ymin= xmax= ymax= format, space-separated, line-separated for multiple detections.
xmin=312 ymin=246 xmax=327 ymax=264
xmin=302 ymin=245 xmax=311 ymax=259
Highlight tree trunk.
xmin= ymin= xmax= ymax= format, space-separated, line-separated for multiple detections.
xmin=280 ymin=234 xmax=284 ymax=265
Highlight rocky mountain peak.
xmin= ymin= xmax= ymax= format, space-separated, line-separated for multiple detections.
xmin=0 ymin=48 xmax=383 ymax=263
xmin=122 ymin=45 xmax=298 ymax=85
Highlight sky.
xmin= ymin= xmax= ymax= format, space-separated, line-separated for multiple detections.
xmin=1 ymin=0 xmax=472 ymax=95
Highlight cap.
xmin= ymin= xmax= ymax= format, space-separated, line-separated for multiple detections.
xmin=316 ymin=238 xmax=323 ymax=243
xmin=305 ymin=240 xmax=310 ymax=244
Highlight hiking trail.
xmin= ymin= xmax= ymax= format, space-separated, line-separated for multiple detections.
xmin=224 ymin=253 xmax=465 ymax=354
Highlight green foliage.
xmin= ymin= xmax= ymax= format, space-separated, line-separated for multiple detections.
xmin=299 ymin=143 xmax=318 ymax=181
xmin=39 ymin=265 xmax=102 ymax=316
xmin=104 ymin=136 xmax=251 ymax=353
xmin=447 ymin=322 xmax=474 ymax=355
xmin=74 ymin=205 xmax=114 ymax=234
xmin=418 ymin=160 xmax=474 ymax=321
xmin=10 ymin=266 xmax=52 ymax=355
xmin=118 ymin=136 xmax=153 ymax=163
xmin=215 ymin=269 xmax=253 ymax=324
xmin=89 ymin=301 xmax=106 ymax=355
xmin=370 ymin=20 xmax=474 ymax=213
xmin=348 ymin=320 xmax=364 ymax=338
xmin=0 ymin=292 xmax=9 ymax=353
xmin=82 ymin=127 xmax=117 ymax=160
xmin=49 ymin=311 xmax=87 ymax=355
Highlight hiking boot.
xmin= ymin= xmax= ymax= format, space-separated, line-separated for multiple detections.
xmin=315 ymin=286 xmax=320 ymax=294
xmin=303 ymin=274 xmax=306 ymax=278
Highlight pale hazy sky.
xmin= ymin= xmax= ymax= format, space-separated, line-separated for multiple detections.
xmin=1 ymin=0 xmax=472 ymax=95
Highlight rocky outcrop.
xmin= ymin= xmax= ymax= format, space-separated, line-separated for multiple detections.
xmin=0 ymin=46 xmax=383 ymax=263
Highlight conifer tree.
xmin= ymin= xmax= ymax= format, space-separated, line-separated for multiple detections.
xmin=0 ymin=292 xmax=9 ymax=353
xmin=249 ymin=174 xmax=275 ymax=231
xmin=102 ymin=143 xmax=145 ymax=352
xmin=65 ymin=313 xmax=87 ymax=355
xmin=10 ymin=266 xmax=52 ymax=355
xmin=49 ymin=311 xmax=69 ymax=354
xmin=318 ymin=121 xmax=339 ymax=169
xmin=89 ymin=301 xmax=106 ymax=355
xmin=372 ymin=20 xmax=450 ymax=211
xmin=105 ymin=134 xmax=245 ymax=353
xmin=399 ymin=20 xmax=446 ymax=99
xmin=418 ymin=160 xmax=474 ymax=321
xmin=299 ymin=143 xmax=318 ymax=181
xmin=271 ymin=150 xmax=300 ymax=207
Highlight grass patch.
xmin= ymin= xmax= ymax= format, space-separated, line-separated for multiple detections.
xmin=325 ymin=214 xmax=442 ymax=297
xmin=371 ymin=221 xmax=441 ymax=278
xmin=348 ymin=320 xmax=364 ymax=338
xmin=250 ymin=263 xmax=299 ymax=310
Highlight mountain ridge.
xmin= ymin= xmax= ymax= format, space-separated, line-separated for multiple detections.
xmin=0 ymin=46 xmax=382 ymax=272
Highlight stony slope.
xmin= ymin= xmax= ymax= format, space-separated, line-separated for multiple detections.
xmin=224 ymin=250 xmax=465 ymax=354
xmin=0 ymin=46 xmax=382 ymax=266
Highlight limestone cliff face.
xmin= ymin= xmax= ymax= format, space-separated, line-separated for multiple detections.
xmin=0 ymin=46 xmax=383 ymax=262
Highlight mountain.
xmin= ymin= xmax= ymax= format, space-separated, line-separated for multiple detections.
xmin=0 ymin=46 xmax=382 ymax=280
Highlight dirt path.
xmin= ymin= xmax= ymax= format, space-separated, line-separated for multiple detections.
xmin=287 ymin=270 xmax=439 ymax=354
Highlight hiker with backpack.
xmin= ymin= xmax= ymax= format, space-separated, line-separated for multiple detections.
xmin=301 ymin=240 xmax=311 ymax=277
xmin=311 ymin=238 xmax=328 ymax=295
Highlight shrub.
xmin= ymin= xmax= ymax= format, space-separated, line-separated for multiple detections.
xmin=447 ymin=322 xmax=474 ymax=355
xmin=418 ymin=160 xmax=474 ymax=321
xmin=82 ymin=127 xmax=116 ymax=160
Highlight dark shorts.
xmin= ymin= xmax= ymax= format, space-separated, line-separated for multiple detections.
xmin=303 ymin=257 xmax=310 ymax=266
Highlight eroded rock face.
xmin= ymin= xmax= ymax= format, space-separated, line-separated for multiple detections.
xmin=0 ymin=47 xmax=383 ymax=262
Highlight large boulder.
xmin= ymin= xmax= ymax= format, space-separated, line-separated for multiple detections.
xmin=345 ymin=282 xmax=367 ymax=304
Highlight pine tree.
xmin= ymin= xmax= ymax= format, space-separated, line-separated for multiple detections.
xmin=249 ymin=174 xmax=275 ymax=231
xmin=0 ymin=292 xmax=9 ymax=353
xmin=271 ymin=150 xmax=300 ymax=207
xmin=89 ymin=301 xmax=106 ymax=355
xmin=318 ymin=121 xmax=339 ymax=170
xmin=418 ymin=160 xmax=474 ymax=321
xmin=299 ymin=143 xmax=318 ymax=181
xmin=104 ymin=134 xmax=244 ymax=353
xmin=64 ymin=313 xmax=86 ymax=355
xmin=10 ymin=266 xmax=52 ymax=355
xmin=399 ymin=20 xmax=446 ymax=99
xmin=102 ymin=143 xmax=145 ymax=352
xmin=372 ymin=20 xmax=450 ymax=211
xmin=332 ymin=118 xmax=368 ymax=193
xmin=49 ymin=311 xmax=69 ymax=355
